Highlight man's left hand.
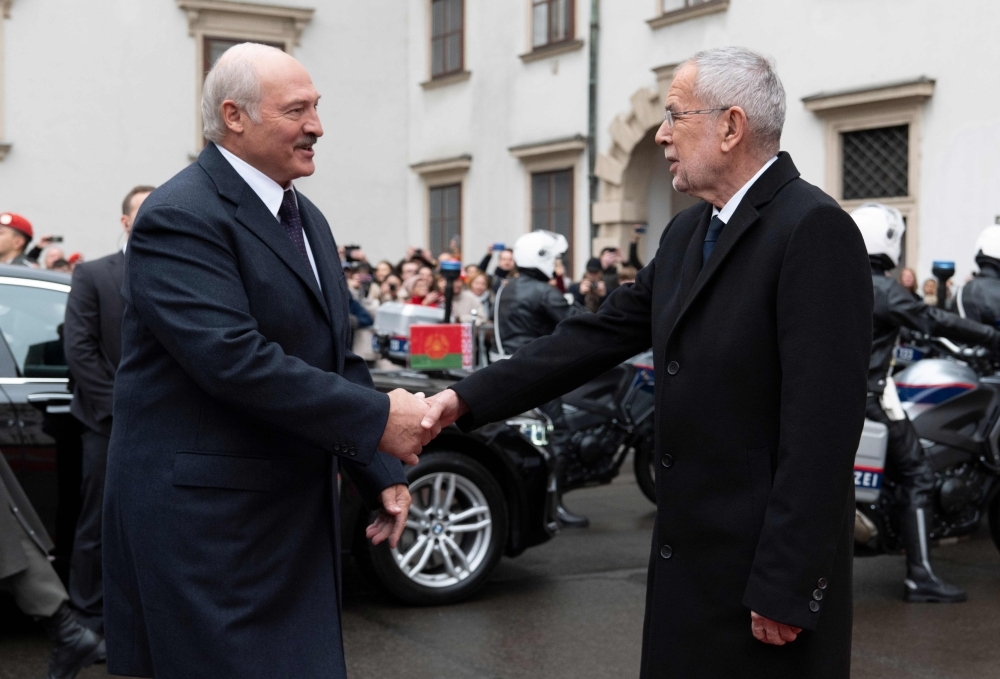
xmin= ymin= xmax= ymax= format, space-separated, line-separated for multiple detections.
xmin=750 ymin=611 xmax=802 ymax=645
xmin=366 ymin=484 xmax=412 ymax=549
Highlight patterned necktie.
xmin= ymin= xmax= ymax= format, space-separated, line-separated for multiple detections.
xmin=702 ymin=215 xmax=725 ymax=267
xmin=277 ymin=189 xmax=309 ymax=264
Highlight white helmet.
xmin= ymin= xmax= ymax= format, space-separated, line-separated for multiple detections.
xmin=851 ymin=203 xmax=905 ymax=267
xmin=974 ymin=225 xmax=1000 ymax=262
xmin=512 ymin=230 xmax=568 ymax=279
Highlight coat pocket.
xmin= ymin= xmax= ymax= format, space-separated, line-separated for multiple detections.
xmin=745 ymin=445 xmax=774 ymax=527
xmin=172 ymin=452 xmax=272 ymax=492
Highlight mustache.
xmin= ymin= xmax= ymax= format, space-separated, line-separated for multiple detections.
xmin=295 ymin=134 xmax=318 ymax=149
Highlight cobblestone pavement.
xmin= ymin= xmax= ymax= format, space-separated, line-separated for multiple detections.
xmin=2 ymin=467 xmax=998 ymax=679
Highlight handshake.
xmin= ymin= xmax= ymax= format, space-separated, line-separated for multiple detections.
xmin=377 ymin=388 xmax=469 ymax=465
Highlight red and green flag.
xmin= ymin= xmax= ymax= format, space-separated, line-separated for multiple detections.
xmin=409 ymin=324 xmax=473 ymax=370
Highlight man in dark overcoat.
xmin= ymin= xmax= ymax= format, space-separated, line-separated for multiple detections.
xmin=424 ymin=47 xmax=873 ymax=678
xmin=103 ymin=44 xmax=431 ymax=678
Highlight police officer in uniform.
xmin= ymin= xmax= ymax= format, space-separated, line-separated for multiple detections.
xmin=1 ymin=453 xmax=105 ymax=678
xmin=494 ymin=231 xmax=589 ymax=527
xmin=954 ymin=225 xmax=1000 ymax=326
xmin=854 ymin=203 xmax=1000 ymax=602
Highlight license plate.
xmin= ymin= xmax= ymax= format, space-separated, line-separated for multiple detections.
xmin=893 ymin=345 xmax=924 ymax=362
xmin=389 ymin=337 xmax=410 ymax=355
xmin=854 ymin=467 xmax=883 ymax=489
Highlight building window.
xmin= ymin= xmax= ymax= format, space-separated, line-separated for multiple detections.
xmin=532 ymin=169 xmax=574 ymax=272
xmin=649 ymin=0 xmax=729 ymax=29
xmin=431 ymin=0 xmax=464 ymax=78
xmin=429 ymin=184 xmax=462 ymax=259
xmin=532 ymin=0 xmax=574 ymax=49
xmin=841 ymin=125 xmax=909 ymax=200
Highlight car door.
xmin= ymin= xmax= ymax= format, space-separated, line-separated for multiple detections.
xmin=0 ymin=274 xmax=79 ymax=568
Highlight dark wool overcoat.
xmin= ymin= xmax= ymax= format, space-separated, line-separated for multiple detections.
xmin=452 ymin=153 xmax=873 ymax=678
xmin=103 ymin=143 xmax=406 ymax=679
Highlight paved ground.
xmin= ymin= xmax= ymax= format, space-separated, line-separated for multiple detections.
xmin=2 ymin=466 xmax=999 ymax=679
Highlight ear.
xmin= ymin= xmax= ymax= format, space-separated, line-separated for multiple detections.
xmin=720 ymin=106 xmax=748 ymax=153
xmin=120 ymin=214 xmax=131 ymax=233
xmin=221 ymin=100 xmax=245 ymax=134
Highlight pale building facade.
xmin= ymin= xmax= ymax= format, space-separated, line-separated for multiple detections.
xmin=0 ymin=0 xmax=998 ymax=283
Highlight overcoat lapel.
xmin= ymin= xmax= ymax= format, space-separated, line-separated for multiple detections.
xmin=299 ymin=203 xmax=350 ymax=363
xmin=668 ymin=152 xmax=801 ymax=338
xmin=198 ymin=144 xmax=332 ymax=327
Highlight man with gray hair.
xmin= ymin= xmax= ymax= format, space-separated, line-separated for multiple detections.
xmin=103 ymin=43 xmax=431 ymax=678
xmin=423 ymin=46 xmax=871 ymax=678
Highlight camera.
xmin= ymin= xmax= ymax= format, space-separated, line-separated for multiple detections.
xmin=344 ymin=245 xmax=362 ymax=262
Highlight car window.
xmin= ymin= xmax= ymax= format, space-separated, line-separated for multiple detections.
xmin=0 ymin=281 xmax=70 ymax=378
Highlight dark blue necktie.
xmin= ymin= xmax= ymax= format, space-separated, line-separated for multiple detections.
xmin=702 ymin=215 xmax=725 ymax=267
xmin=278 ymin=189 xmax=309 ymax=264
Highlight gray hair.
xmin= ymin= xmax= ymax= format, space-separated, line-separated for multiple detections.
xmin=683 ymin=46 xmax=786 ymax=156
xmin=202 ymin=42 xmax=280 ymax=143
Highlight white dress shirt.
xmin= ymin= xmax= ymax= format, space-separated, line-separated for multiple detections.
xmin=712 ymin=155 xmax=779 ymax=224
xmin=216 ymin=144 xmax=322 ymax=288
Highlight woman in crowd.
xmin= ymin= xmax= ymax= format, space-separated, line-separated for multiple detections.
xmin=469 ymin=272 xmax=492 ymax=315
xmin=900 ymin=267 xmax=919 ymax=299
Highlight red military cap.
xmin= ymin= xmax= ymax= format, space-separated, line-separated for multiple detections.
xmin=0 ymin=213 xmax=33 ymax=240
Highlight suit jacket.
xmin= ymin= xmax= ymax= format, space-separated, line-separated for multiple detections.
xmin=64 ymin=250 xmax=125 ymax=436
xmin=102 ymin=143 xmax=407 ymax=679
xmin=451 ymin=153 xmax=872 ymax=679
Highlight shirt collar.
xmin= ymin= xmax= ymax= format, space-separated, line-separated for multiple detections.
xmin=215 ymin=143 xmax=292 ymax=219
xmin=712 ymin=155 xmax=779 ymax=224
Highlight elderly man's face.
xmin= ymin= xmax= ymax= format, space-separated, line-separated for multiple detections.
xmin=236 ymin=53 xmax=323 ymax=187
xmin=655 ymin=64 xmax=727 ymax=200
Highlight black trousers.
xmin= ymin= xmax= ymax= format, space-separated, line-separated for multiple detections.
xmin=68 ymin=428 xmax=109 ymax=632
xmin=865 ymin=395 xmax=936 ymax=511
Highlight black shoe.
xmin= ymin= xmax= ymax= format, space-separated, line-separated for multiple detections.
xmin=557 ymin=504 xmax=590 ymax=529
xmin=42 ymin=602 xmax=106 ymax=679
xmin=904 ymin=566 xmax=967 ymax=603
xmin=900 ymin=508 xmax=967 ymax=604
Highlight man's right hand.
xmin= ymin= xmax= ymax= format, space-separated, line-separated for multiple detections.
xmin=378 ymin=389 xmax=433 ymax=465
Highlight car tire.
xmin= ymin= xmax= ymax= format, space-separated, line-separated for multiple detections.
xmin=632 ymin=433 xmax=657 ymax=505
xmin=359 ymin=452 xmax=509 ymax=606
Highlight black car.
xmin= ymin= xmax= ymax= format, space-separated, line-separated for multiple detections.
xmin=0 ymin=264 xmax=558 ymax=606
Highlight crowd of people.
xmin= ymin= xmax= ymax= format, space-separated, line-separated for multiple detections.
xmin=0 ymin=212 xmax=87 ymax=273
xmin=341 ymin=229 xmax=647 ymax=360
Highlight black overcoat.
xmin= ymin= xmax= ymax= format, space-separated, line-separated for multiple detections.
xmin=103 ymin=143 xmax=406 ymax=679
xmin=451 ymin=153 xmax=873 ymax=678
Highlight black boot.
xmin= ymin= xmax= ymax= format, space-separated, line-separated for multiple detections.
xmin=42 ymin=602 xmax=106 ymax=679
xmin=901 ymin=508 xmax=967 ymax=603
xmin=557 ymin=502 xmax=590 ymax=529
xmin=552 ymin=450 xmax=589 ymax=529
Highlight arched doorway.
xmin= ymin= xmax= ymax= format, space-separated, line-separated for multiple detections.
xmin=592 ymin=88 xmax=699 ymax=262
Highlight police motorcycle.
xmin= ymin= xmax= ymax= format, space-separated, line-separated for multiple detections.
xmin=854 ymin=335 xmax=1000 ymax=559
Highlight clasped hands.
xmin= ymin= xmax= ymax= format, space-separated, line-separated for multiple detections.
xmin=368 ymin=389 xmax=467 ymax=549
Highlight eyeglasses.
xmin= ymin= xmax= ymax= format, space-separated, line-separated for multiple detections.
xmin=662 ymin=108 xmax=730 ymax=128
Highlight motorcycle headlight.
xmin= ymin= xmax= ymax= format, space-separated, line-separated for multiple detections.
xmin=505 ymin=412 xmax=552 ymax=447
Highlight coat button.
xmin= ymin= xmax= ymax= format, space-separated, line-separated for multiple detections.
xmin=661 ymin=454 xmax=674 ymax=468
xmin=666 ymin=361 xmax=680 ymax=375
xmin=660 ymin=545 xmax=673 ymax=559
xmin=349 ymin=448 xmax=357 ymax=456
xmin=813 ymin=589 xmax=824 ymax=601
xmin=333 ymin=444 xmax=341 ymax=452
xmin=817 ymin=578 xmax=828 ymax=590
xmin=809 ymin=600 xmax=820 ymax=612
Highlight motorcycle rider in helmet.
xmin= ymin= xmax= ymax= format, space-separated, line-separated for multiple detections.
xmin=953 ymin=225 xmax=1000 ymax=326
xmin=496 ymin=231 xmax=589 ymax=527
xmin=854 ymin=203 xmax=1000 ymax=602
